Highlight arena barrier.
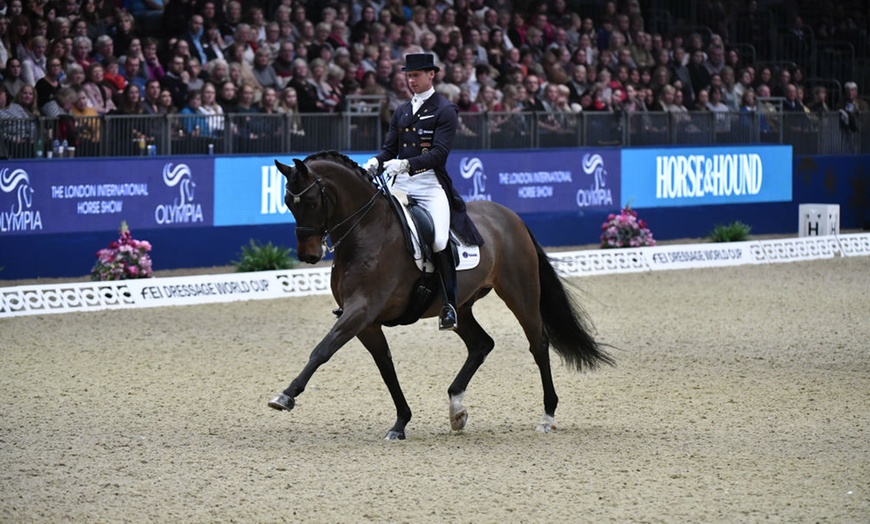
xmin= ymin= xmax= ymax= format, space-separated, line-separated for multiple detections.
xmin=2 ymin=233 xmax=867 ymax=319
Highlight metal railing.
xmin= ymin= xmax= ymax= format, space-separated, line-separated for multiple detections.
xmin=1 ymin=109 xmax=867 ymax=159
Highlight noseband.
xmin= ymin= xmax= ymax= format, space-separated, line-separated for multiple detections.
xmin=287 ymin=169 xmax=380 ymax=253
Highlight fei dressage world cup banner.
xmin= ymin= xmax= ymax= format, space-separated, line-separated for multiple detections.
xmin=1 ymin=158 xmax=214 ymax=236
xmin=621 ymin=145 xmax=793 ymax=208
xmin=447 ymin=149 xmax=621 ymax=213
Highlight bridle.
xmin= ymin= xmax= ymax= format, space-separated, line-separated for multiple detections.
xmin=287 ymin=168 xmax=380 ymax=253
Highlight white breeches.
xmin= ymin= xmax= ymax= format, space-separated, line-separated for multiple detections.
xmin=392 ymin=169 xmax=450 ymax=252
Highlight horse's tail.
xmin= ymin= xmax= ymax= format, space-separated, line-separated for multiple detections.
xmin=528 ymin=227 xmax=615 ymax=371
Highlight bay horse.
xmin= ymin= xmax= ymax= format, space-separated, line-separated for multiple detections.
xmin=268 ymin=151 xmax=613 ymax=440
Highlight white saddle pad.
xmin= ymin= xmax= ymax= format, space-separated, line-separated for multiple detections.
xmin=393 ymin=189 xmax=481 ymax=273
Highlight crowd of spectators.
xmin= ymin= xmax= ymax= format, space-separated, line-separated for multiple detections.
xmin=0 ymin=0 xmax=868 ymax=152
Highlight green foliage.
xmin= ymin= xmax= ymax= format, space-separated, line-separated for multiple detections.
xmin=708 ymin=221 xmax=752 ymax=243
xmin=234 ymin=239 xmax=298 ymax=272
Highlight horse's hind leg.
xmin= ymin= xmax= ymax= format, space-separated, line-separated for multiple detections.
xmin=495 ymin=283 xmax=559 ymax=433
xmin=356 ymin=326 xmax=412 ymax=441
xmin=448 ymin=305 xmax=495 ymax=431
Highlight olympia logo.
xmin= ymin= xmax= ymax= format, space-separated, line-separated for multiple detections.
xmin=155 ymin=163 xmax=204 ymax=224
xmin=459 ymin=157 xmax=491 ymax=201
xmin=576 ymin=153 xmax=614 ymax=208
xmin=0 ymin=168 xmax=43 ymax=233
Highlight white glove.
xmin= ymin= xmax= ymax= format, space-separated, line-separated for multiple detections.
xmin=383 ymin=158 xmax=409 ymax=176
xmin=362 ymin=157 xmax=379 ymax=172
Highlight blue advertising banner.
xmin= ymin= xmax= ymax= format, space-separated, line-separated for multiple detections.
xmin=447 ymin=149 xmax=620 ymax=213
xmin=0 ymin=157 xmax=213 ymax=236
xmin=212 ymin=153 xmax=371 ymax=227
xmin=621 ymin=145 xmax=793 ymax=208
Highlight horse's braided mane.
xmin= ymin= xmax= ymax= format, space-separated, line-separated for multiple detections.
xmin=303 ymin=150 xmax=367 ymax=177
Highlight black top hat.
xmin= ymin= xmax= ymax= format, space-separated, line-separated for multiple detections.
xmin=402 ymin=53 xmax=440 ymax=73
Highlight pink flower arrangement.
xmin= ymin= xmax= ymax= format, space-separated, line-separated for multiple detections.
xmin=90 ymin=221 xmax=154 ymax=281
xmin=600 ymin=204 xmax=656 ymax=249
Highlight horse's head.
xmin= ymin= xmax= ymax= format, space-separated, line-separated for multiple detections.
xmin=275 ymin=158 xmax=328 ymax=264
xmin=276 ymin=151 xmax=381 ymax=264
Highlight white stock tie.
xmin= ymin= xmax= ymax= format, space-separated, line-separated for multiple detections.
xmin=412 ymin=96 xmax=422 ymax=113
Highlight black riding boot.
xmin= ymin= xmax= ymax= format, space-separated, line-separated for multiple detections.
xmin=435 ymin=248 xmax=458 ymax=331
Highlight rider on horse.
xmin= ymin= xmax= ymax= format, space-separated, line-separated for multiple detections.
xmin=363 ymin=53 xmax=484 ymax=331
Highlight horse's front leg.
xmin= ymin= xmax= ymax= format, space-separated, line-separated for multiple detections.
xmin=267 ymin=312 xmax=366 ymax=412
xmin=356 ymin=326 xmax=412 ymax=441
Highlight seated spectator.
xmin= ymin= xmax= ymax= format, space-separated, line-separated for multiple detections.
xmin=121 ymin=38 xmax=145 ymax=66
xmin=158 ymin=88 xmax=178 ymax=115
xmin=2 ymin=59 xmax=26 ymax=98
xmin=273 ymin=41 xmax=295 ymax=86
xmin=91 ymin=35 xmax=114 ymax=66
xmin=808 ymin=86 xmax=830 ymax=114
xmin=275 ymin=86 xmax=304 ymax=136
xmin=21 ymin=36 xmax=48 ymax=86
xmin=63 ymin=63 xmax=86 ymax=90
xmin=112 ymin=12 xmax=137 ymax=58
xmin=141 ymin=79 xmax=162 ymax=114
xmin=721 ymin=66 xmax=740 ymax=110
xmin=0 ymin=85 xmax=36 ymax=144
xmin=182 ymin=14 xmax=208 ymax=67
xmin=220 ymin=1 xmax=243 ymax=45
xmin=71 ymin=85 xmax=101 ymax=145
xmin=782 ymin=83 xmax=806 ymax=112
xmin=40 ymin=85 xmax=76 ymax=118
xmin=288 ymin=58 xmax=323 ymax=113
xmin=252 ymin=47 xmax=281 ymax=90
xmin=254 ymin=86 xmax=283 ymax=142
xmin=35 ymin=57 xmax=62 ymax=107
xmin=197 ymin=81 xmax=225 ymax=135
xmin=259 ymin=21 xmax=282 ymax=61
xmin=756 ymin=84 xmax=778 ymax=131
xmin=142 ymin=38 xmax=165 ymax=81
xmin=707 ymin=87 xmax=732 ymax=133
xmin=694 ymin=88 xmax=710 ymax=111
xmin=122 ymin=55 xmax=148 ymax=93
xmin=102 ymin=56 xmax=127 ymax=95
xmin=45 ymin=37 xmax=70 ymax=74
xmin=5 ymin=83 xmax=39 ymax=118
xmin=228 ymin=61 xmax=258 ymax=94
xmin=205 ymin=58 xmax=229 ymax=85
xmin=232 ymin=82 xmax=259 ymax=146
xmin=185 ymin=57 xmax=205 ymax=92
xmin=160 ymin=54 xmax=188 ymax=110
xmin=522 ymin=74 xmax=546 ymax=112
xmin=82 ymin=62 xmax=116 ymax=114
xmin=201 ymin=21 xmax=226 ymax=63
xmin=230 ymin=23 xmax=256 ymax=66
xmin=836 ymin=81 xmax=869 ymax=119
xmin=739 ymin=88 xmax=772 ymax=134
xmin=214 ymin=80 xmax=236 ymax=113
xmin=110 ymin=83 xmax=146 ymax=115
xmin=71 ymin=35 xmax=93 ymax=71
xmin=179 ymin=89 xmax=211 ymax=137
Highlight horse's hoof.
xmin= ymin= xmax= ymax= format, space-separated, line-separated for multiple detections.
xmin=450 ymin=408 xmax=468 ymax=431
xmin=535 ymin=422 xmax=554 ymax=433
xmin=535 ymin=414 xmax=557 ymax=433
xmin=268 ymin=393 xmax=295 ymax=411
xmin=384 ymin=430 xmax=406 ymax=441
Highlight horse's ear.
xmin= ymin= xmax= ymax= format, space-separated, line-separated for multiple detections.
xmin=292 ymin=158 xmax=308 ymax=177
xmin=274 ymin=159 xmax=294 ymax=180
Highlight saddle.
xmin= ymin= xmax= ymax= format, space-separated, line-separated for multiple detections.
xmin=381 ymin=191 xmax=477 ymax=327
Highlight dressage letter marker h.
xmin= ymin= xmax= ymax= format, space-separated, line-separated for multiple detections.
xmin=799 ymin=204 xmax=840 ymax=237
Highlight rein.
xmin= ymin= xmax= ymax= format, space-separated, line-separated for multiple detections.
xmin=289 ymin=168 xmax=381 ymax=253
